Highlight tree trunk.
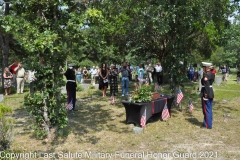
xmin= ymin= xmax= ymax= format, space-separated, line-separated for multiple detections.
xmin=0 ymin=3 xmax=10 ymax=88
xmin=42 ymin=90 xmax=50 ymax=139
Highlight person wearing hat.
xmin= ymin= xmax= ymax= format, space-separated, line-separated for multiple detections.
xmin=64 ymin=63 xmax=77 ymax=111
xmin=200 ymin=62 xmax=214 ymax=129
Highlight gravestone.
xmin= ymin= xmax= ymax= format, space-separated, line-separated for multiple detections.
xmin=215 ymin=76 xmax=222 ymax=86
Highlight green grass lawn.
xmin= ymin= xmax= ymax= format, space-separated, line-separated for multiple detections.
xmin=1 ymin=72 xmax=240 ymax=160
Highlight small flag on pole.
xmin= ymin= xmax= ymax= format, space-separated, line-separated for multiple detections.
xmin=177 ymin=88 xmax=184 ymax=104
xmin=189 ymin=100 xmax=194 ymax=113
xmin=140 ymin=107 xmax=146 ymax=128
xmin=110 ymin=95 xmax=115 ymax=104
xmin=162 ymin=103 xmax=170 ymax=120
xmin=66 ymin=100 xmax=73 ymax=110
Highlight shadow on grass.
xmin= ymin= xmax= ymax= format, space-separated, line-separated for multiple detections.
xmin=56 ymin=101 xmax=111 ymax=145
xmin=185 ymin=117 xmax=203 ymax=127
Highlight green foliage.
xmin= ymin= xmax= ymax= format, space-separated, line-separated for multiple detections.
xmin=0 ymin=104 xmax=12 ymax=118
xmin=211 ymin=47 xmax=238 ymax=67
xmin=77 ymin=59 xmax=95 ymax=68
xmin=131 ymin=83 xmax=153 ymax=103
xmin=218 ymin=14 xmax=240 ymax=67
xmin=24 ymin=88 xmax=68 ymax=139
xmin=89 ymin=85 xmax=95 ymax=89
xmin=77 ymin=85 xmax=84 ymax=92
xmin=0 ymin=104 xmax=14 ymax=151
xmin=31 ymin=125 xmax=48 ymax=140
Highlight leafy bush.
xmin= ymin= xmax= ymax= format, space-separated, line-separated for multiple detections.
xmin=0 ymin=104 xmax=14 ymax=151
xmin=24 ymin=92 xmax=68 ymax=139
xmin=77 ymin=85 xmax=84 ymax=92
xmin=89 ymin=85 xmax=95 ymax=89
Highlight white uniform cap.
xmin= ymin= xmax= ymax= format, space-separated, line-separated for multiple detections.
xmin=201 ymin=62 xmax=212 ymax=67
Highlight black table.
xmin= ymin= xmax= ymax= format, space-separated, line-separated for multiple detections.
xmin=160 ymin=94 xmax=175 ymax=116
xmin=122 ymin=94 xmax=175 ymax=127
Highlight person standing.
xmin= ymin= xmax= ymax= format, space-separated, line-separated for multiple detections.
xmin=155 ymin=62 xmax=163 ymax=85
xmin=95 ymin=66 xmax=100 ymax=84
xmin=99 ymin=63 xmax=109 ymax=97
xmin=146 ymin=61 xmax=154 ymax=84
xmin=76 ymin=68 xmax=82 ymax=83
xmin=221 ymin=65 xmax=228 ymax=82
xmin=119 ymin=62 xmax=131 ymax=96
xmin=109 ymin=64 xmax=118 ymax=96
xmin=64 ymin=64 xmax=77 ymax=111
xmin=3 ymin=67 xmax=13 ymax=96
xmin=200 ymin=62 xmax=214 ymax=129
xmin=82 ymin=67 xmax=88 ymax=80
xmin=90 ymin=66 xmax=97 ymax=84
xmin=8 ymin=61 xmax=18 ymax=88
xmin=14 ymin=62 xmax=26 ymax=94
xmin=188 ymin=65 xmax=194 ymax=82
xmin=137 ymin=64 xmax=145 ymax=80
xmin=28 ymin=70 xmax=37 ymax=94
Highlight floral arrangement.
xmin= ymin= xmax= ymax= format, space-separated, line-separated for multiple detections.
xmin=130 ymin=78 xmax=153 ymax=103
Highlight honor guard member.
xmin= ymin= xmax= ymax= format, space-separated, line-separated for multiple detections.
xmin=64 ymin=63 xmax=77 ymax=111
xmin=200 ymin=62 xmax=214 ymax=129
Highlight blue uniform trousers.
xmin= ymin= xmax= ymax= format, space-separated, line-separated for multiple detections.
xmin=201 ymin=97 xmax=213 ymax=129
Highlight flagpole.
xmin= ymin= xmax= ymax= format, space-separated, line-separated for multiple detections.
xmin=143 ymin=106 xmax=147 ymax=133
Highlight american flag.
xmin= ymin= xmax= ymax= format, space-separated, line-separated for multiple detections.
xmin=162 ymin=103 xmax=170 ymax=120
xmin=66 ymin=101 xmax=73 ymax=110
xmin=177 ymin=88 xmax=184 ymax=104
xmin=189 ymin=100 xmax=194 ymax=113
xmin=110 ymin=95 xmax=115 ymax=104
xmin=140 ymin=107 xmax=146 ymax=128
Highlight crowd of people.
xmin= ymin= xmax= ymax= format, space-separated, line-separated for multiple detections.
xmin=2 ymin=59 xmax=237 ymax=130
xmin=187 ymin=64 xmax=230 ymax=84
xmin=63 ymin=61 xmax=164 ymax=100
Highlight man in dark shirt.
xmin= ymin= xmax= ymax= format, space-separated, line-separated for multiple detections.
xmin=221 ymin=65 xmax=228 ymax=82
xmin=64 ymin=63 xmax=77 ymax=111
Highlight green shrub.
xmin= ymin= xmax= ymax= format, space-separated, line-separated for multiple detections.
xmin=0 ymin=104 xmax=14 ymax=151
xmin=89 ymin=85 xmax=95 ymax=89
xmin=77 ymin=85 xmax=84 ymax=92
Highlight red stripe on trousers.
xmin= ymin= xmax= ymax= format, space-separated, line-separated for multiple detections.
xmin=203 ymin=99 xmax=208 ymax=128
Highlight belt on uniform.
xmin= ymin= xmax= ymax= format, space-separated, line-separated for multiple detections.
xmin=203 ymin=97 xmax=209 ymax=101
xmin=202 ymin=85 xmax=212 ymax=87
xmin=67 ymin=80 xmax=75 ymax=82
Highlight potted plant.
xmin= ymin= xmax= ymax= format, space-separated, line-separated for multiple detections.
xmin=130 ymin=78 xmax=160 ymax=103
